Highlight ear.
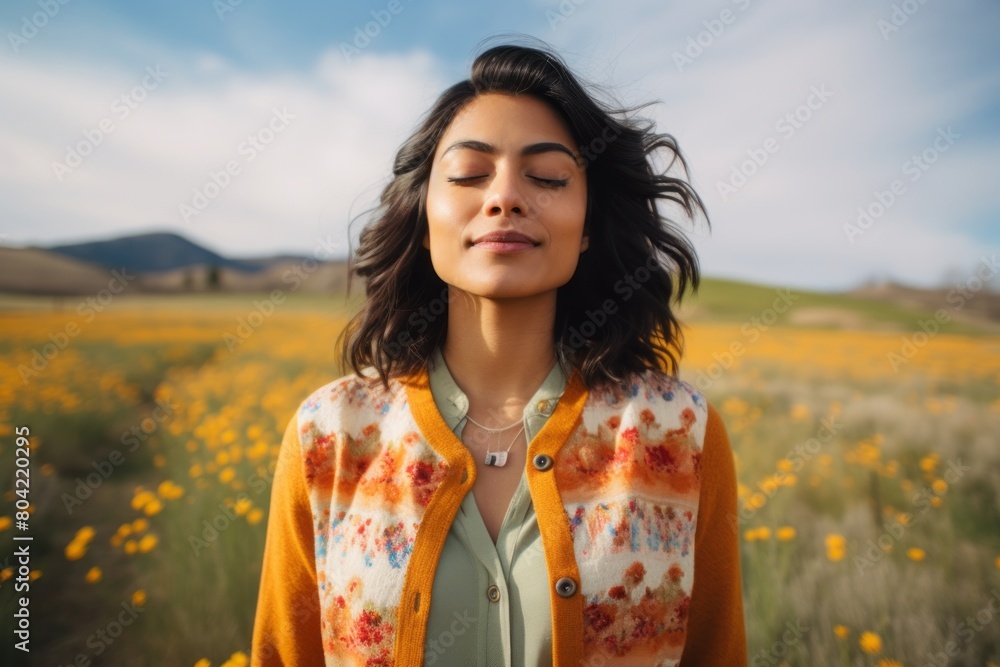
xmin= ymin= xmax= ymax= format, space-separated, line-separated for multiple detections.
xmin=422 ymin=230 xmax=430 ymax=249
xmin=580 ymin=233 xmax=589 ymax=253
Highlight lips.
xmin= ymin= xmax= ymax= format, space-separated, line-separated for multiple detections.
xmin=472 ymin=231 xmax=538 ymax=245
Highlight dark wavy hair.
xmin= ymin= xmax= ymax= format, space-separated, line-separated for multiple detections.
xmin=337 ymin=37 xmax=708 ymax=393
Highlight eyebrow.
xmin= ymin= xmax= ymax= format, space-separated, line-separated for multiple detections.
xmin=440 ymin=140 xmax=580 ymax=164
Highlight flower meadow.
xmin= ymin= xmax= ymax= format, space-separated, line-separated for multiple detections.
xmin=0 ymin=295 xmax=998 ymax=666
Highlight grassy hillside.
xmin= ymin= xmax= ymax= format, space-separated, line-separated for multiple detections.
xmin=681 ymin=277 xmax=998 ymax=336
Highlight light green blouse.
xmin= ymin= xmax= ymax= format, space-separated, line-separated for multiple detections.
xmin=423 ymin=345 xmax=570 ymax=667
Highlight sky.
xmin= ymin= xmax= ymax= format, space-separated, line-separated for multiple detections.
xmin=1 ymin=0 xmax=997 ymax=292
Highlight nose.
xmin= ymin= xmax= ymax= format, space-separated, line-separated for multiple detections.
xmin=483 ymin=166 xmax=527 ymax=217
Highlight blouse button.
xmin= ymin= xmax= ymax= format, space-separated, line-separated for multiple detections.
xmin=486 ymin=584 xmax=501 ymax=603
xmin=532 ymin=454 xmax=553 ymax=471
xmin=555 ymin=577 xmax=577 ymax=597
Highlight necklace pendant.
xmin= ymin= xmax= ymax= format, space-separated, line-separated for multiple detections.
xmin=484 ymin=451 xmax=508 ymax=467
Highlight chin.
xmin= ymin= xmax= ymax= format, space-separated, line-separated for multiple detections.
xmin=458 ymin=278 xmax=563 ymax=301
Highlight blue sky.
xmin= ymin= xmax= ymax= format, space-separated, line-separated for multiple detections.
xmin=1 ymin=0 xmax=997 ymax=291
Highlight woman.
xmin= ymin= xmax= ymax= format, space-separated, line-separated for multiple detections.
xmin=252 ymin=39 xmax=747 ymax=666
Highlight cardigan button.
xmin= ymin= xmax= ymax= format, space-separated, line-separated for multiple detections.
xmin=532 ymin=454 xmax=553 ymax=471
xmin=535 ymin=399 xmax=554 ymax=415
xmin=555 ymin=577 xmax=577 ymax=597
xmin=486 ymin=584 xmax=501 ymax=603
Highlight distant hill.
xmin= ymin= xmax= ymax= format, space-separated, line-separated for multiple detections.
xmin=0 ymin=231 xmax=350 ymax=295
xmin=0 ymin=246 xmax=124 ymax=295
xmin=44 ymin=231 xmax=263 ymax=273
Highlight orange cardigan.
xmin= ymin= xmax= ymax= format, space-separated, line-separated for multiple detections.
xmin=251 ymin=364 xmax=747 ymax=665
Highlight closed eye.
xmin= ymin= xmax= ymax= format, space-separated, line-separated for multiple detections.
xmin=531 ymin=177 xmax=568 ymax=188
xmin=446 ymin=176 xmax=487 ymax=183
xmin=446 ymin=175 xmax=568 ymax=188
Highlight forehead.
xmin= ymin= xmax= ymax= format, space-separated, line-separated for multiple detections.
xmin=435 ymin=93 xmax=576 ymax=157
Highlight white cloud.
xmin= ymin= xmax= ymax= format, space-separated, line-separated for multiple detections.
xmin=0 ymin=44 xmax=448 ymax=258
xmin=540 ymin=0 xmax=1000 ymax=289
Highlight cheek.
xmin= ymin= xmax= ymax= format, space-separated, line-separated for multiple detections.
xmin=547 ymin=194 xmax=588 ymax=240
xmin=544 ymin=207 xmax=588 ymax=272
xmin=425 ymin=182 xmax=476 ymax=230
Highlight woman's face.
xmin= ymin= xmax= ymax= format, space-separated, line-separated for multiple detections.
xmin=423 ymin=93 xmax=589 ymax=300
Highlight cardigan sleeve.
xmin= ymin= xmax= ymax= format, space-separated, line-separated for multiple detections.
xmin=251 ymin=411 xmax=326 ymax=666
xmin=678 ymin=401 xmax=749 ymax=666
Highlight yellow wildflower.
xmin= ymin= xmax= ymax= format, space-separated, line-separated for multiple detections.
xmin=131 ymin=490 xmax=155 ymax=511
xmin=65 ymin=541 xmax=87 ymax=560
xmin=825 ymin=534 xmax=846 ymax=562
xmin=138 ymin=534 xmax=158 ymax=552
xmin=759 ymin=477 xmax=779 ymax=494
xmin=859 ymin=631 xmax=882 ymax=654
xmin=143 ymin=498 xmax=163 ymax=516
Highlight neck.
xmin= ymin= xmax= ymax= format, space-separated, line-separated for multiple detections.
xmin=441 ymin=287 xmax=558 ymax=427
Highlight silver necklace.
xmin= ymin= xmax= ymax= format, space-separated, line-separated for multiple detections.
xmin=464 ymin=414 xmax=524 ymax=468
xmin=464 ymin=414 xmax=522 ymax=432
